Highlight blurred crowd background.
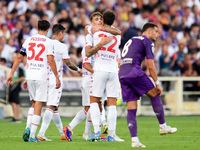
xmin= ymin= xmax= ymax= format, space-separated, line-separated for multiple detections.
xmin=0 ymin=0 xmax=200 ymax=91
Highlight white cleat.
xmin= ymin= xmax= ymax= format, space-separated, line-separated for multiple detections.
xmin=37 ymin=135 xmax=52 ymax=141
xmin=82 ymin=132 xmax=91 ymax=141
xmin=113 ymin=134 xmax=124 ymax=142
xmin=159 ymin=126 xmax=177 ymax=135
xmin=132 ymin=141 xmax=146 ymax=148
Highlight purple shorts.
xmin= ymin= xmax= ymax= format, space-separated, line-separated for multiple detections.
xmin=119 ymin=74 xmax=154 ymax=102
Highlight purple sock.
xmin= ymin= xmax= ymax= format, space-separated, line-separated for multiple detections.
xmin=150 ymin=94 xmax=165 ymax=124
xmin=127 ymin=109 xmax=137 ymax=137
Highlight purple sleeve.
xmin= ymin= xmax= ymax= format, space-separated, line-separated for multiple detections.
xmin=144 ymin=38 xmax=154 ymax=60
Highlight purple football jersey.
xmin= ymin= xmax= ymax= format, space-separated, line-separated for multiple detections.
xmin=119 ymin=35 xmax=154 ymax=78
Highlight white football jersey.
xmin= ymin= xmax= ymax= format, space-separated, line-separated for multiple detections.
xmin=82 ymin=34 xmax=94 ymax=77
xmin=49 ymin=39 xmax=70 ymax=84
xmin=93 ymin=30 xmax=121 ymax=73
xmin=21 ymin=34 xmax=54 ymax=81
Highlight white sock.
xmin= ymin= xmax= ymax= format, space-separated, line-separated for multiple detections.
xmin=84 ymin=109 xmax=92 ymax=134
xmin=107 ymin=105 xmax=117 ymax=137
xmin=99 ymin=112 xmax=102 ymax=133
xmin=132 ymin=137 xmax=139 ymax=143
xmin=69 ymin=109 xmax=87 ymax=130
xmin=101 ymin=105 xmax=106 ymax=125
xmin=30 ymin=115 xmax=41 ymax=138
xmin=90 ymin=103 xmax=100 ymax=133
xmin=26 ymin=107 xmax=34 ymax=129
xmin=160 ymin=122 xmax=167 ymax=128
xmin=52 ymin=111 xmax=64 ymax=135
xmin=38 ymin=108 xmax=53 ymax=137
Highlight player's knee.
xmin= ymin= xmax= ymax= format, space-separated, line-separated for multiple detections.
xmin=146 ymin=88 xmax=159 ymax=98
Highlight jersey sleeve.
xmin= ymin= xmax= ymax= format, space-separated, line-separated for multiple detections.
xmin=20 ymin=39 xmax=28 ymax=56
xmin=62 ymin=44 xmax=70 ymax=59
xmin=85 ymin=34 xmax=93 ymax=47
xmin=82 ymin=48 xmax=92 ymax=64
xmin=46 ymin=39 xmax=54 ymax=56
xmin=144 ymin=39 xmax=154 ymax=60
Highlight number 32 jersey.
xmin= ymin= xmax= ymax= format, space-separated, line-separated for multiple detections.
xmin=93 ymin=31 xmax=121 ymax=73
xmin=21 ymin=34 xmax=54 ymax=81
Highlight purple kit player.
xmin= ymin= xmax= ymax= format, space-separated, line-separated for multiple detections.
xmin=119 ymin=23 xmax=177 ymax=148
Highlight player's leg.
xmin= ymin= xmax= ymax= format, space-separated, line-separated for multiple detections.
xmin=87 ymin=71 xmax=107 ymax=141
xmin=120 ymin=78 xmax=146 ymax=147
xmin=146 ymin=88 xmax=177 ymax=135
xmin=107 ymin=97 xmax=117 ymax=141
xmin=37 ymin=105 xmax=55 ymax=141
xmin=82 ymin=106 xmax=91 ymax=140
xmin=38 ymin=84 xmax=62 ymax=141
xmin=52 ymin=108 xmax=66 ymax=140
xmin=64 ymin=97 xmax=90 ymax=141
xmin=23 ymin=80 xmax=36 ymax=142
xmin=23 ymin=101 xmax=35 ymax=142
xmin=29 ymin=80 xmax=47 ymax=142
xmin=127 ymin=101 xmax=146 ymax=147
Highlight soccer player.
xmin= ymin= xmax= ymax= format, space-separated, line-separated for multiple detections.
xmin=63 ymin=12 xmax=121 ymax=141
xmin=85 ymin=10 xmax=121 ymax=141
xmin=6 ymin=20 xmax=61 ymax=142
xmin=34 ymin=24 xmax=82 ymax=141
xmin=119 ymin=23 xmax=177 ymax=148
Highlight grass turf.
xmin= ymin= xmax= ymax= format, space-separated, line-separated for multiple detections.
xmin=0 ymin=116 xmax=199 ymax=150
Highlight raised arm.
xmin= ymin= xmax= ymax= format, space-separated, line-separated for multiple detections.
xmin=92 ymin=25 xmax=121 ymax=35
xmin=85 ymin=25 xmax=121 ymax=35
xmin=85 ymin=35 xmax=113 ymax=57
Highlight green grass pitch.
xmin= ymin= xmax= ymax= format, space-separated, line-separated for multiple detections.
xmin=0 ymin=116 xmax=199 ymax=150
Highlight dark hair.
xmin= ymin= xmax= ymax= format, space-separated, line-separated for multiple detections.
xmin=38 ymin=20 xmax=50 ymax=31
xmin=89 ymin=12 xmax=102 ymax=21
xmin=103 ymin=10 xmax=115 ymax=26
xmin=142 ymin=22 xmax=158 ymax=33
xmin=0 ymin=58 xmax=6 ymax=63
xmin=52 ymin=24 xmax=65 ymax=34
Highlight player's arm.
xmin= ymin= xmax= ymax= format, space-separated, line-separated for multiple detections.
xmin=47 ymin=55 xmax=61 ymax=89
xmin=92 ymin=25 xmax=121 ymax=35
xmin=64 ymin=59 xmax=82 ymax=75
xmin=147 ymin=59 xmax=163 ymax=96
xmin=85 ymin=25 xmax=121 ymax=35
xmin=83 ymin=62 xmax=94 ymax=74
xmin=6 ymin=53 xmax=23 ymax=86
xmin=85 ymin=35 xmax=113 ymax=57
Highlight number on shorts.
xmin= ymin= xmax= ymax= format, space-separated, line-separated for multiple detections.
xmin=28 ymin=43 xmax=45 ymax=61
xmin=122 ymin=39 xmax=132 ymax=57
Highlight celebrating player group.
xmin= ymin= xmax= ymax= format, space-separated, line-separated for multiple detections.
xmin=6 ymin=10 xmax=177 ymax=148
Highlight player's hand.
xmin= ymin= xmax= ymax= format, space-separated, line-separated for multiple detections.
xmin=6 ymin=74 xmax=13 ymax=86
xmin=156 ymin=84 xmax=163 ymax=96
xmin=55 ymin=77 xmax=61 ymax=89
xmin=91 ymin=25 xmax=102 ymax=34
xmin=100 ymin=35 xmax=113 ymax=45
xmin=78 ymin=69 xmax=82 ymax=75
xmin=22 ymin=80 xmax=28 ymax=91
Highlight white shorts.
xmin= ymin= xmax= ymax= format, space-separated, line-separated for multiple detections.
xmin=91 ymin=71 xmax=119 ymax=98
xmin=27 ymin=80 xmax=47 ymax=102
xmin=81 ymin=76 xmax=92 ymax=106
xmin=47 ymin=84 xmax=62 ymax=106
